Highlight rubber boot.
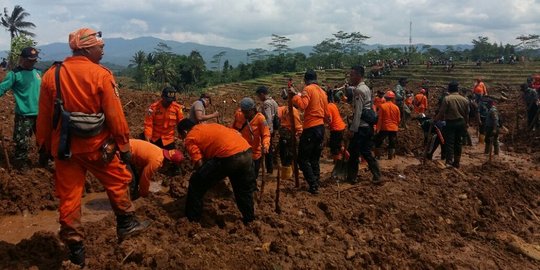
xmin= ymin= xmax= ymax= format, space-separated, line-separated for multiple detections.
xmin=478 ymin=134 xmax=485 ymax=144
xmin=494 ymin=143 xmax=500 ymax=155
xmin=387 ymin=149 xmax=396 ymax=160
xmin=281 ymin=166 xmax=293 ymax=179
xmin=369 ymin=163 xmax=382 ymax=185
xmin=484 ymin=140 xmax=492 ymax=155
xmin=116 ymin=214 xmax=151 ymax=242
xmin=67 ymin=242 xmax=85 ymax=268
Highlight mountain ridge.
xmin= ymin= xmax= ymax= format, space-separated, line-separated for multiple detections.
xmin=2 ymin=36 xmax=474 ymax=68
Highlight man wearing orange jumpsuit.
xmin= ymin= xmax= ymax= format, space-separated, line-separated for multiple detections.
xmin=413 ymin=89 xmax=428 ymax=114
xmin=326 ymin=92 xmax=346 ymax=160
xmin=373 ymin=90 xmax=386 ymax=112
xmin=144 ymin=87 xmax=184 ymax=150
xmin=374 ymin=91 xmax=401 ymax=159
xmin=473 ymin=77 xmax=488 ymax=103
xmin=177 ymin=119 xmax=256 ymax=224
xmin=232 ymin=97 xmax=271 ymax=176
xmin=129 ymin=139 xmax=184 ymax=199
xmin=288 ymin=69 xmax=328 ymax=194
xmin=277 ymin=91 xmax=303 ymax=179
xmin=36 ymin=28 xmax=150 ymax=267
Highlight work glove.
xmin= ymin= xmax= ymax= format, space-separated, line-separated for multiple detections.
xmin=119 ymin=150 xmax=132 ymax=164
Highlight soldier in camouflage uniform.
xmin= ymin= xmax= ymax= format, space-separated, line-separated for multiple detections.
xmin=0 ymin=47 xmax=43 ymax=169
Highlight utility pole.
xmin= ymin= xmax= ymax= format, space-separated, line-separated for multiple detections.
xmin=409 ymin=20 xmax=412 ymax=55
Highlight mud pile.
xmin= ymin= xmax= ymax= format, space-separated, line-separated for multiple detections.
xmin=0 ymin=79 xmax=539 ymax=269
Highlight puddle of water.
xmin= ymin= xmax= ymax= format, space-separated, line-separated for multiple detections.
xmin=0 ymin=192 xmax=111 ymax=244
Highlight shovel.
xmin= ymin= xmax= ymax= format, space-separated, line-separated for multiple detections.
xmin=331 ymin=147 xmax=349 ymax=182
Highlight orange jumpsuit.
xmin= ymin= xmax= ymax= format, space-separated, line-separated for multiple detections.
xmin=473 ymin=81 xmax=488 ymax=95
xmin=231 ymin=109 xmax=271 ymax=160
xmin=327 ymin=103 xmax=346 ymax=132
xmin=373 ymin=96 xmax=386 ymax=111
xmin=144 ymin=100 xmax=184 ymax=147
xmin=36 ymin=56 xmax=133 ymax=243
xmin=292 ymin=84 xmax=328 ymax=129
xmin=130 ymin=139 xmax=164 ymax=198
xmin=413 ymin=93 xmax=428 ymax=113
xmin=376 ymin=102 xmax=401 ymax=132
xmin=184 ymin=123 xmax=251 ymax=163
xmin=277 ymin=106 xmax=303 ymax=136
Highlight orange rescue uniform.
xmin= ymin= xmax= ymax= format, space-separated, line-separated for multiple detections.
xmin=473 ymin=81 xmax=488 ymax=95
xmin=376 ymin=101 xmax=401 ymax=132
xmin=232 ymin=109 xmax=271 ymax=160
xmin=292 ymin=84 xmax=328 ymax=129
xmin=327 ymin=103 xmax=346 ymax=131
xmin=277 ymin=106 xmax=303 ymax=135
xmin=144 ymin=100 xmax=184 ymax=146
xmin=373 ymin=96 xmax=386 ymax=111
xmin=130 ymin=139 xmax=164 ymax=198
xmin=413 ymin=93 xmax=428 ymax=113
xmin=36 ymin=56 xmax=133 ymax=242
xmin=184 ymin=123 xmax=251 ymax=163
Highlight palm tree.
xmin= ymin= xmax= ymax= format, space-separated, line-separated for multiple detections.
xmin=1 ymin=5 xmax=36 ymax=43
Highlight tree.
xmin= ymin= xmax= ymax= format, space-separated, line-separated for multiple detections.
xmin=210 ymin=51 xmax=226 ymax=71
xmin=248 ymin=48 xmax=268 ymax=62
xmin=515 ymin=34 xmax=540 ymax=50
xmin=268 ymin=34 xmax=291 ymax=55
xmin=185 ymin=50 xmax=206 ymax=85
xmin=471 ymin=36 xmax=498 ymax=61
xmin=7 ymin=35 xmax=36 ymax=69
xmin=129 ymin=50 xmax=147 ymax=86
xmin=1 ymin=5 xmax=35 ymax=41
xmin=2 ymin=5 xmax=36 ymax=67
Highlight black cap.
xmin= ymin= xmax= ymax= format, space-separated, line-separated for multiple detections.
xmin=255 ymin=85 xmax=269 ymax=95
xmin=177 ymin=119 xmax=196 ymax=133
xmin=304 ymin=69 xmax=317 ymax=81
xmin=20 ymin=47 xmax=39 ymax=60
xmin=399 ymin=77 xmax=408 ymax=83
xmin=448 ymin=80 xmax=459 ymax=92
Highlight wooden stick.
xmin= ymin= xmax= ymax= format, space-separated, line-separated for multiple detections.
xmin=525 ymin=206 xmax=540 ymax=222
xmin=259 ymin=154 xmax=266 ymax=201
xmin=123 ymin=100 xmax=134 ymax=108
xmin=0 ymin=127 xmax=11 ymax=172
xmin=121 ymin=249 xmax=135 ymax=264
xmin=275 ymin=164 xmax=281 ymax=214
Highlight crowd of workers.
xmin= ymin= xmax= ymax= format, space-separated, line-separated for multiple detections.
xmin=1 ymin=27 xmax=540 ymax=267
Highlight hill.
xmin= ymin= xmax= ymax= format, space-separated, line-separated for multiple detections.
xmin=1 ymin=37 xmax=475 ymax=69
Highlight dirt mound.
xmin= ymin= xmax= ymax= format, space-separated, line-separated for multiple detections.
xmin=4 ymin=159 xmax=538 ymax=269
xmin=0 ymin=231 xmax=66 ymax=269
xmin=0 ymin=168 xmax=57 ymax=215
xmin=0 ymin=77 xmax=539 ymax=269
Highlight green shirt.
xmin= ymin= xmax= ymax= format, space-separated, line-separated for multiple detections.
xmin=0 ymin=67 xmax=42 ymax=116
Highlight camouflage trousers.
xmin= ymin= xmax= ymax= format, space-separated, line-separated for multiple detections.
xmin=13 ymin=114 xmax=37 ymax=164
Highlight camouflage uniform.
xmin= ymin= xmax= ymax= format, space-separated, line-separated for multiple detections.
xmin=13 ymin=114 xmax=37 ymax=166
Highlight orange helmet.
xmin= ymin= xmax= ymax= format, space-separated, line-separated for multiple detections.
xmin=385 ymin=90 xmax=395 ymax=99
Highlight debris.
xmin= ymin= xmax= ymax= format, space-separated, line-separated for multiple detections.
xmin=496 ymin=232 xmax=540 ymax=261
xmin=346 ymin=249 xmax=356 ymax=260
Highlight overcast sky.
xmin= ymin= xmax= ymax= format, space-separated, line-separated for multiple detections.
xmin=1 ymin=0 xmax=539 ymax=51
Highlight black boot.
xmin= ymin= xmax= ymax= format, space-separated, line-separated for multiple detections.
xmin=68 ymin=242 xmax=85 ymax=267
xmin=369 ymin=162 xmax=382 ymax=185
xmin=116 ymin=214 xmax=151 ymax=241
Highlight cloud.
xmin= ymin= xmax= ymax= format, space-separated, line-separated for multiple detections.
xmin=1 ymin=0 xmax=539 ymax=51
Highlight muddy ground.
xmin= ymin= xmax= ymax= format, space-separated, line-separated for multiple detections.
xmin=0 ymin=74 xmax=539 ymax=269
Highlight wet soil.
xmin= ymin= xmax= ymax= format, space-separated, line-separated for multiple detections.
xmin=0 ymin=77 xmax=539 ymax=269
